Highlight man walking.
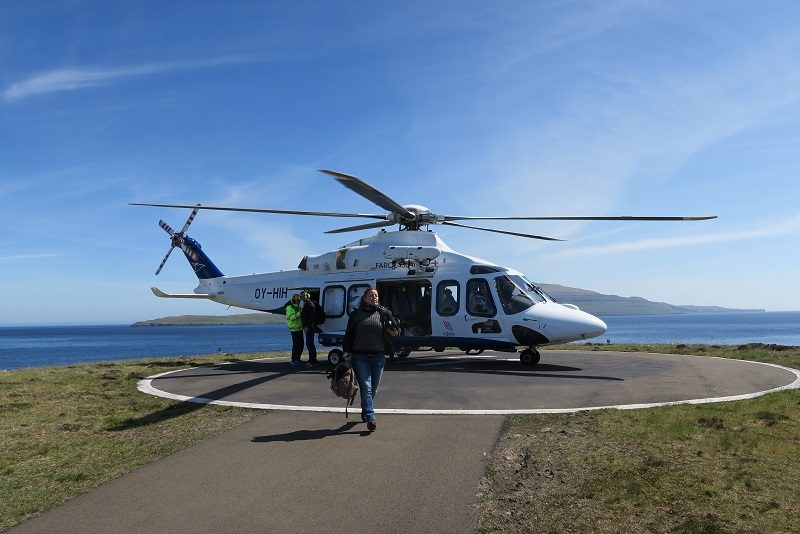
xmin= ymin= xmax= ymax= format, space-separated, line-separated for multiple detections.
xmin=286 ymin=293 xmax=304 ymax=366
xmin=300 ymin=291 xmax=319 ymax=367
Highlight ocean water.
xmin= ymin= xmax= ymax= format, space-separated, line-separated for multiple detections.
xmin=1 ymin=311 xmax=798 ymax=371
xmin=0 ymin=324 xmax=291 ymax=371
xmin=598 ymin=311 xmax=800 ymax=346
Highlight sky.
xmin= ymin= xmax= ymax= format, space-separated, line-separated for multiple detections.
xmin=2 ymin=0 xmax=799 ymax=326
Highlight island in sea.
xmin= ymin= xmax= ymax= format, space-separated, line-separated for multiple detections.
xmin=132 ymin=284 xmax=763 ymax=326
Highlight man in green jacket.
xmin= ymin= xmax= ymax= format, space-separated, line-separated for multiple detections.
xmin=286 ymin=293 xmax=304 ymax=366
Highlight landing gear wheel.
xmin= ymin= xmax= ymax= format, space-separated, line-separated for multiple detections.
xmin=327 ymin=349 xmax=344 ymax=366
xmin=519 ymin=348 xmax=540 ymax=365
xmin=395 ymin=348 xmax=411 ymax=359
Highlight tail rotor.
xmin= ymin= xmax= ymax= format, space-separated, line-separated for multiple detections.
xmin=154 ymin=204 xmax=200 ymax=275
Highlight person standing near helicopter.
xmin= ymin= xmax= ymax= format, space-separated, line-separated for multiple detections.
xmin=299 ymin=291 xmax=319 ymax=368
xmin=342 ymin=287 xmax=400 ymax=431
xmin=285 ymin=293 xmax=304 ymax=366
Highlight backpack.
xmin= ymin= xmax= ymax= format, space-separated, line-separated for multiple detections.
xmin=327 ymin=361 xmax=358 ymax=417
xmin=313 ymin=301 xmax=326 ymax=325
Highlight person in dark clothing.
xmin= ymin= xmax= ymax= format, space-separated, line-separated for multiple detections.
xmin=342 ymin=287 xmax=399 ymax=431
xmin=300 ymin=291 xmax=318 ymax=367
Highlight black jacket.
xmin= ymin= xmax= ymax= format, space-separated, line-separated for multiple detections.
xmin=300 ymin=300 xmax=317 ymax=328
xmin=342 ymin=304 xmax=398 ymax=356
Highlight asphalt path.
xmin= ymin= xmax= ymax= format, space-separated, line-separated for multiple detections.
xmin=11 ymin=350 xmax=799 ymax=533
xmin=13 ymin=411 xmax=502 ymax=533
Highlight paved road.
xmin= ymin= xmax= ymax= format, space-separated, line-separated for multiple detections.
xmin=12 ymin=411 xmax=503 ymax=534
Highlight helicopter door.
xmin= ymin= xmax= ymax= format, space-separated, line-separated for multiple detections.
xmin=376 ymin=280 xmax=432 ymax=336
xmin=432 ymin=280 xmax=462 ymax=339
xmin=464 ymin=278 xmax=502 ymax=338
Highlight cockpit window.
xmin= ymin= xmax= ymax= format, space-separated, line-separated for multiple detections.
xmin=494 ymin=275 xmax=540 ymax=315
xmin=520 ymin=275 xmax=553 ymax=302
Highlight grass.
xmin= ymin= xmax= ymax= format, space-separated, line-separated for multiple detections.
xmin=478 ymin=343 xmax=800 ymax=533
xmin=0 ymin=351 xmax=289 ymax=531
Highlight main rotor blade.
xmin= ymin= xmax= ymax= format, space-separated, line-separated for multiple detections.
xmin=130 ymin=202 xmax=386 ymax=220
xmin=324 ymin=220 xmax=397 ymax=234
xmin=319 ymin=170 xmax=415 ymax=220
xmin=442 ymin=215 xmax=718 ymax=222
xmin=441 ymin=221 xmax=563 ymax=241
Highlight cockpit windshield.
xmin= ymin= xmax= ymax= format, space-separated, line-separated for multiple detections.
xmin=493 ymin=275 xmax=542 ymax=315
xmin=520 ymin=275 xmax=555 ymax=302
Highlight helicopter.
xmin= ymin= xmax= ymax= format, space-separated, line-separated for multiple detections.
xmin=131 ymin=170 xmax=716 ymax=366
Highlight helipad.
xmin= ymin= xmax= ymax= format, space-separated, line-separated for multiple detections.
xmin=139 ymin=350 xmax=800 ymax=414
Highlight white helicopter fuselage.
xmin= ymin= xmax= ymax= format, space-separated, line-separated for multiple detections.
xmin=179 ymin=230 xmax=607 ymax=354
xmin=138 ymin=169 xmax=715 ymax=364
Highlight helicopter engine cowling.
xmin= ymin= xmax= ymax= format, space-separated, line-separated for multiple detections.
xmin=381 ymin=246 xmax=440 ymax=262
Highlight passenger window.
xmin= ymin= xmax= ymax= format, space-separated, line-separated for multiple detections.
xmin=466 ymin=279 xmax=496 ymax=317
xmin=322 ymin=286 xmax=345 ymax=318
xmin=347 ymin=284 xmax=371 ymax=314
xmin=436 ymin=281 xmax=460 ymax=316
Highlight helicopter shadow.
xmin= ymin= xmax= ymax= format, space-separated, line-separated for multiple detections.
xmin=385 ymin=357 xmax=625 ymax=382
xmin=150 ymin=360 xmax=313 ymax=380
xmin=113 ymin=361 xmax=305 ymax=430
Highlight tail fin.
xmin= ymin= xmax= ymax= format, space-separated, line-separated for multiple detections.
xmin=177 ymin=235 xmax=224 ymax=279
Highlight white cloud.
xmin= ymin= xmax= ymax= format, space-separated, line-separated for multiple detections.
xmin=495 ymin=0 xmax=657 ymax=63
xmin=0 ymin=253 xmax=59 ymax=261
xmin=547 ymin=215 xmax=800 ymax=259
xmin=3 ymin=56 xmax=248 ymax=101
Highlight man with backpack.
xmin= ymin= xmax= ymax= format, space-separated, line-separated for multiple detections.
xmin=300 ymin=291 xmax=321 ymax=368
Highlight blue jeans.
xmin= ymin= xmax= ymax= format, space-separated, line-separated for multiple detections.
xmin=350 ymin=352 xmax=385 ymax=422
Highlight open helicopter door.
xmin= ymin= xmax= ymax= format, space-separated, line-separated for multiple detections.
xmin=375 ymin=280 xmax=432 ymax=337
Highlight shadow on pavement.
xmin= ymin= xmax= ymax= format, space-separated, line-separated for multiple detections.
xmin=115 ymin=363 xmax=299 ymax=431
xmin=251 ymin=421 xmax=370 ymax=442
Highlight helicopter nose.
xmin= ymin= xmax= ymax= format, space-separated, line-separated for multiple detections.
xmin=579 ymin=314 xmax=607 ymax=340
xmin=524 ymin=305 xmax=607 ymax=344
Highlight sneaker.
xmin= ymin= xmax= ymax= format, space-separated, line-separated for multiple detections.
xmin=304 ymin=361 xmax=317 ymax=368
xmin=290 ymin=360 xmax=303 ymax=367
xmin=367 ymin=420 xmax=376 ymax=431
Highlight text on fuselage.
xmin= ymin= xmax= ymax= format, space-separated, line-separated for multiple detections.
xmin=254 ymin=287 xmax=288 ymax=300
xmin=373 ymin=258 xmax=437 ymax=270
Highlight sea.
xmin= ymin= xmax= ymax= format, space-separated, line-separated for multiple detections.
xmin=1 ymin=311 xmax=798 ymax=371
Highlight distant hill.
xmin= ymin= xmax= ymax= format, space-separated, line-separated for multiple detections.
xmin=133 ymin=313 xmax=285 ymax=326
xmin=133 ymin=284 xmax=763 ymax=325
xmin=538 ymin=284 xmax=764 ymax=316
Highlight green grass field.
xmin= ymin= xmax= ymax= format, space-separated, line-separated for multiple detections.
xmin=478 ymin=343 xmax=800 ymax=534
xmin=0 ymin=352 xmax=285 ymax=531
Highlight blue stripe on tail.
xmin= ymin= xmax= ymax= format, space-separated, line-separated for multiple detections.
xmin=178 ymin=236 xmax=224 ymax=279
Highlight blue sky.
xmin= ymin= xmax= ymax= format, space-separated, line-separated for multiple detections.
xmin=2 ymin=1 xmax=799 ymax=325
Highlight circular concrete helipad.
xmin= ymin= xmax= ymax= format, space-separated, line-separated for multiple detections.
xmin=139 ymin=350 xmax=800 ymax=414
